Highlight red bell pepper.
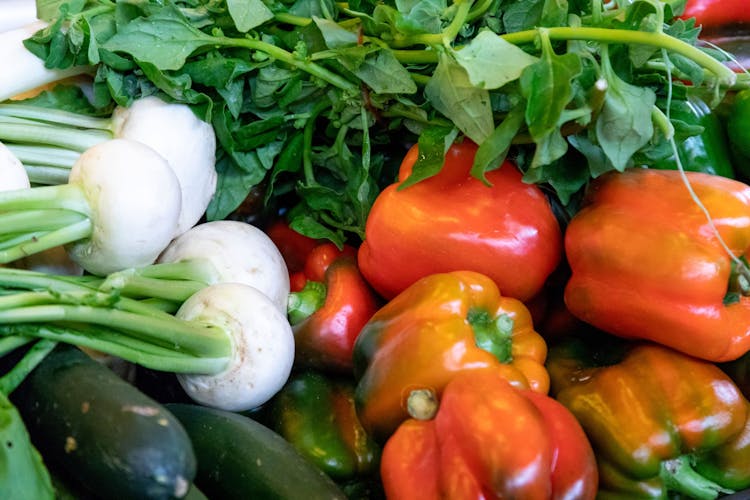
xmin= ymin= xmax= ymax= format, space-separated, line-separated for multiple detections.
xmin=682 ymin=0 xmax=750 ymax=30
xmin=380 ymin=369 xmax=598 ymax=499
xmin=265 ymin=218 xmax=320 ymax=274
xmin=564 ymin=168 xmax=750 ymax=362
xmin=287 ymin=243 xmax=379 ymax=373
xmin=357 ymin=139 xmax=563 ymax=302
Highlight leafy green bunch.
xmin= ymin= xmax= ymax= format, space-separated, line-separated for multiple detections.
xmin=24 ymin=0 xmax=741 ymax=244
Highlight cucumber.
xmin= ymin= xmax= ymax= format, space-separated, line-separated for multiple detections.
xmin=11 ymin=344 xmax=196 ymax=499
xmin=166 ymin=403 xmax=348 ymax=500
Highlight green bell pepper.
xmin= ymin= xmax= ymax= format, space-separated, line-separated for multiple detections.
xmin=650 ymin=96 xmax=735 ymax=178
xmin=728 ymin=89 xmax=750 ymax=180
xmin=269 ymin=371 xmax=380 ymax=481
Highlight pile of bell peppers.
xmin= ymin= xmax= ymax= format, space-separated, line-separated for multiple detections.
xmin=261 ymin=102 xmax=750 ymax=496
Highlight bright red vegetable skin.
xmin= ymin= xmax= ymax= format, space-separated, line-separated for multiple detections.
xmin=291 ymin=243 xmax=378 ymax=372
xmin=358 ymin=140 xmax=563 ymax=302
xmin=380 ymin=370 xmax=597 ymax=500
xmin=682 ymin=0 xmax=750 ymax=29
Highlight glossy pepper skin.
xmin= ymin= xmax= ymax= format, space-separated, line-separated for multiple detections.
xmin=358 ymin=140 xmax=562 ymax=302
xmin=353 ymin=270 xmax=549 ymax=439
xmin=682 ymin=0 xmax=750 ymax=29
xmin=269 ymin=371 xmax=380 ymax=481
xmin=548 ymin=337 xmax=750 ymax=498
xmin=564 ymin=168 xmax=750 ymax=362
xmin=650 ymin=97 xmax=735 ymax=178
xmin=381 ymin=369 xmax=598 ymax=500
xmin=287 ymin=243 xmax=379 ymax=373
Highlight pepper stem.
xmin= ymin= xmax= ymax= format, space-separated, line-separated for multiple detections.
xmin=468 ymin=308 xmax=514 ymax=364
xmin=406 ymin=388 xmax=439 ymax=420
xmin=660 ymin=456 xmax=734 ymax=500
xmin=287 ymin=281 xmax=327 ymax=325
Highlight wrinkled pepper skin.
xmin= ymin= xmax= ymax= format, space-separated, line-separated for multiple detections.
xmin=381 ymin=369 xmax=598 ymax=500
xmin=358 ymin=140 xmax=562 ymax=302
xmin=270 ymin=371 xmax=380 ymax=481
xmin=564 ymin=168 xmax=750 ymax=362
xmin=353 ymin=270 xmax=549 ymax=439
xmin=548 ymin=337 xmax=750 ymax=497
xmin=288 ymin=243 xmax=379 ymax=372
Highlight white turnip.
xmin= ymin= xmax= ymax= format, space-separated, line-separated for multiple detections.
xmin=0 ymin=138 xmax=181 ymax=275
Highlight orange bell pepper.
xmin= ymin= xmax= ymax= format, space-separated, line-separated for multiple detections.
xmin=380 ymin=369 xmax=598 ymax=500
xmin=548 ymin=336 xmax=750 ymax=497
xmin=565 ymin=168 xmax=750 ymax=362
xmin=353 ymin=270 xmax=549 ymax=439
xmin=357 ymin=140 xmax=562 ymax=302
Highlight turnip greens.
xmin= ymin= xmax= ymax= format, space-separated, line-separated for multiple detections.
xmin=20 ymin=0 xmax=746 ymax=245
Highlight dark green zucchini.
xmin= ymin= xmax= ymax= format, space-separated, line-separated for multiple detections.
xmin=166 ymin=403 xmax=348 ymax=500
xmin=11 ymin=344 xmax=196 ymax=499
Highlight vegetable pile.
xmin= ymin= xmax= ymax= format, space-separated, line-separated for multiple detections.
xmin=1 ymin=0 xmax=750 ymax=498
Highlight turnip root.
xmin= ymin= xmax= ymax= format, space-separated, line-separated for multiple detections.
xmin=157 ymin=221 xmax=290 ymax=312
xmin=0 ymin=138 xmax=181 ymax=275
xmin=0 ymin=141 xmax=29 ymax=191
xmin=175 ymin=283 xmax=295 ymax=411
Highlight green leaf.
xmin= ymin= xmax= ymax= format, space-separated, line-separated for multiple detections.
xmin=471 ymin=102 xmax=525 ymax=183
xmin=400 ymin=125 xmax=458 ymax=188
xmin=519 ymin=40 xmax=582 ymax=141
xmin=454 ymin=30 xmax=538 ymax=90
xmin=344 ymin=50 xmax=418 ymax=94
xmin=0 ymin=391 xmax=54 ymax=500
xmin=502 ymin=0 xmax=545 ymax=32
xmin=569 ymin=132 xmax=616 ymax=178
xmin=228 ymin=0 xmax=274 ymax=32
xmin=101 ymin=7 xmax=215 ymax=71
xmin=522 ymin=151 xmax=589 ymax=205
xmin=597 ymin=59 xmax=656 ymax=171
xmin=395 ymin=0 xmax=447 ymax=34
xmin=425 ymin=51 xmax=494 ymax=144
xmin=206 ymin=154 xmax=265 ymax=221
xmin=313 ymin=17 xmax=359 ymax=48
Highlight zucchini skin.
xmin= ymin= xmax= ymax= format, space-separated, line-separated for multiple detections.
xmin=166 ymin=403 xmax=348 ymax=500
xmin=11 ymin=345 xmax=196 ymax=499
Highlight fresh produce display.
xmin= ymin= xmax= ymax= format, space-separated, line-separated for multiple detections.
xmin=1 ymin=0 xmax=750 ymax=498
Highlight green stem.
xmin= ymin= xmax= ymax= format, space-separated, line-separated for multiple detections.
xmin=0 ymin=219 xmax=92 ymax=264
xmin=0 ymin=119 xmax=109 ymax=152
xmin=214 ymin=37 xmax=357 ymax=92
xmin=0 ymin=336 xmax=32 ymax=357
xmin=502 ymin=27 xmax=736 ymax=86
xmin=0 ymin=324 xmax=227 ymax=374
xmin=660 ymin=456 xmax=733 ymax=500
xmin=23 ymin=165 xmax=71 ymax=185
xmin=7 ymin=144 xmax=80 ymax=169
xmin=0 ymin=209 xmax=87 ymax=233
xmin=0 ymin=304 xmax=231 ymax=359
xmin=302 ymin=100 xmax=332 ymax=184
xmin=0 ymin=183 xmax=90 ymax=213
xmin=0 ymin=104 xmax=112 ymax=130
xmin=389 ymin=26 xmax=737 ymax=86
xmin=0 ymin=339 xmax=57 ymax=395
xmin=442 ymin=0 xmax=473 ymax=46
